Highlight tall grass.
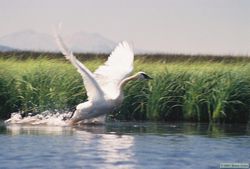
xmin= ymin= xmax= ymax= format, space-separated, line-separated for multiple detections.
xmin=0 ymin=59 xmax=87 ymax=117
xmin=120 ymin=61 xmax=250 ymax=123
xmin=0 ymin=53 xmax=250 ymax=123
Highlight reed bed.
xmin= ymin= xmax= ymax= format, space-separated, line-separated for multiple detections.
xmin=0 ymin=52 xmax=250 ymax=123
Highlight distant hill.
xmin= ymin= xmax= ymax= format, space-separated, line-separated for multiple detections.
xmin=69 ymin=32 xmax=116 ymax=53
xmin=0 ymin=30 xmax=116 ymax=53
xmin=0 ymin=44 xmax=15 ymax=52
xmin=0 ymin=30 xmax=57 ymax=52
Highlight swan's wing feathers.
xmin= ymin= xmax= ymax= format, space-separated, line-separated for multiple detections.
xmin=55 ymin=33 xmax=104 ymax=102
xmin=94 ymin=41 xmax=134 ymax=99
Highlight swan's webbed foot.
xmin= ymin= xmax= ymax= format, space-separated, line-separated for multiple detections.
xmin=66 ymin=119 xmax=79 ymax=126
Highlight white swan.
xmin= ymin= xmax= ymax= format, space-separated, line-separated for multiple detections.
xmin=55 ymin=33 xmax=152 ymax=125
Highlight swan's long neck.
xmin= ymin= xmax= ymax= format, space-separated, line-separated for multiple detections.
xmin=116 ymin=74 xmax=138 ymax=100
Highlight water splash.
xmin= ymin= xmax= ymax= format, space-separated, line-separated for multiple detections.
xmin=4 ymin=110 xmax=106 ymax=126
xmin=4 ymin=111 xmax=73 ymax=126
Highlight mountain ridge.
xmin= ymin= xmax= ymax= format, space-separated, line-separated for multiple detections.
xmin=0 ymin=30 xmax=117 ymax=53
xmin=0 ymin=44 xmax=16 ymax=52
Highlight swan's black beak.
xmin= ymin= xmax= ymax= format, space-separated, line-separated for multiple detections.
xmin=141 ymin=72 xmax=153 ymax=80
xmin=144 ymin=74 xmax=153 ymax=80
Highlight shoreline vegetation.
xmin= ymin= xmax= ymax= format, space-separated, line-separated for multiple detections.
xmin=0 ymin=51 xmax=250 ymax=123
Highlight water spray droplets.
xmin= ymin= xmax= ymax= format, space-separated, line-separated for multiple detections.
xmin=5 ymin=110 xmax=74 ymax=126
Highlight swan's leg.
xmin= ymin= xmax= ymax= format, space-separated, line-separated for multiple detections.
xmin=92 ymin=115 xmax=106 ymax=124
xmin=66 ymin=110 xmax=83 ymax=125
xmin=67 ymin=119 xmax=78 ymax=126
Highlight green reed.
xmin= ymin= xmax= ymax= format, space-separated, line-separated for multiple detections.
xmin=0 ymin=54 xmax=250 ymax=123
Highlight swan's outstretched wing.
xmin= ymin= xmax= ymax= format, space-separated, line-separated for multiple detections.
xmin=94 ymin=41 xmax=134 ymax=99
xmin=55 ymin=33 xmax=104 ymax=102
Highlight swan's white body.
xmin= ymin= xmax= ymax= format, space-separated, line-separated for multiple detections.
xmin=55 ymin=33 xmax=150 ymax=125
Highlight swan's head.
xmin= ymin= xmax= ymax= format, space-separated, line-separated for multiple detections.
xmin=136 ymin=71 xmax=153 ymax=80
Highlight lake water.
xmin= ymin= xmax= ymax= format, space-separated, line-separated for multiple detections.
xmin=0 ymin=122 xmax=249 ymax=169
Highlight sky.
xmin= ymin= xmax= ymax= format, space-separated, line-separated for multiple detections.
xmin=0 ymin=0 xmax=250 ymax=55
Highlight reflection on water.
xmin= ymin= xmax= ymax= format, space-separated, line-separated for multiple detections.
xmin=0 ymin=122 xmax=250 ymax=169
xmin=2 ymin=122 xmax=249 ymax=136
